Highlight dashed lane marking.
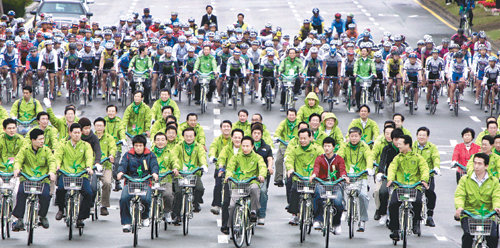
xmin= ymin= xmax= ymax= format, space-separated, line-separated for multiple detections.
xmin=449 ymin=139 xmax=458 ymax=147
xmin=414 ymin=0 xmax=457 ymax=31
xmin=460 ymin=106 xmax=470 ymax=112
xmin=213 ymin=108 xmax=220 ymax=115
xmin=470 ymin=116 xmax=481 ymax=122
xmin=434 ymin=234 xmax=448 ymax=241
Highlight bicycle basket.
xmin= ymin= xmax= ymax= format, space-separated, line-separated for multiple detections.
xmin=0 ymin=175 xmax=15 ymax=191
xmin=229 ymin=182 xmax=251 ymax=198
xmin=468 ymin=218 xmax=493 ymax=236
xmin=151 ymin=182 xmax=168 ymax=191
xmin=178 ymin=175 xmax=197 ymax=187
xmin=23 ymin=180 xmax=45 ymax=195
xmin=345 ymin=179 xmax=362 ymax=192
xmin=127 ymin=181 xmax=149 ymax=196
xmin=396 ymin=188 xmax=418 ymax=202
xmin=297 ymin=180 xmax=316 ymax=194
xmin=318 ymin=184 xmax=341 ymax=199
xmin=63 ymin=176 xmax=83 ymax=190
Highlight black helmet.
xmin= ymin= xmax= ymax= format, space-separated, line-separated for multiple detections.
xmin=68 ymin=43 xmax=77 ymax=50
xmin=454 ymin=52 xmax=464 ymax=59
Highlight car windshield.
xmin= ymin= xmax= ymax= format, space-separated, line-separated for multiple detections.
xmin=39 ymin=2 xmax=84 ymax=15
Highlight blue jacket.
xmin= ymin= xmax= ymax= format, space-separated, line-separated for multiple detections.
xmin=331 ymin=19 xmax=345 ymax=34
xmin=118 ymin=147 xmax=159 ymax=177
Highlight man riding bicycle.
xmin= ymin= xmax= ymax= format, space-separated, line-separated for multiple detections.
xmin=424 ymin=49 xmax=445 ymax=110
xmin=402 ymin=53 xmax=423 ymax=111
xmin=0 ymin=40 xmax=19 ymax=98
xmin=481 ymin=56 xmax=500 ymax=113
xmin=446 ymin=52 xmax=468 ymax=112
xmin=353 ymin=47 xmax=376 ymax=109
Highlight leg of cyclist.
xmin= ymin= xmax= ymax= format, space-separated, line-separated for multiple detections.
xmin=56 ymin=69 xmax=63 ymax=97
xmin=171 ymin=181 xmax=182 ymax=225
xmin=378 ymin=180 xmax=389 ymax=223
xmin=101 ymin=169 xmax=112 ymax=214
xmin=10 ymin=69 xmax=17 ymax=98
xmin=411 ymin=191 xmax=423 ymax=234
xmin=119 ymin=184 xmax=133 ymax=228
xmin=76 ymin=178 xmax=93 ymax=225
xmin=486 ymin=222 xmax=499 ymax=247
xmin=220 ymin=182 xmax=230 ymax=234
xmin=332 ymin=188 xmax=344 ymax=229
xmin=151 ymin=66 xmax=158 ymax=95
xmin=475 ymin=76 xmax=481 ymax=104
xmin=110 ymin=69 xmax=117 ymax=95
xmin=211 ymin=169 xmax=223 ymax=213
xmin=388 ymin=190 xmax=402 ymax=239
xmin=101 ymin=71 xmax=108 ymax=97
xmin=249 ymin=183 xmax=261 ymax=221
xmin=460 ymin=218 xmax=474 ymax=247
xmin=26 ymin=70 xmax=33 ymax=87
xmin=396 ymin=75 xmax=402 ymax=101
xmin=357 ymin=179 xmax=369 ymax=231
xmin=258 ymin=175 xmax=270 ymax=223
xmin=54 ymin=176 xmax=67 ymax=220
xmin=208 ymin=79 xmax=217 ymax=102
xmin=312 ymin=186 xmax=324 ymax=227
xmin=449 ymin=80 xmax=456 ymax=110
xmin=162 ymin=183 xmax=174 ymax=220
xmin=227 ymin=71 xmax=236 ymax=105
xmin=354 ymin=79 xmax=361 ymax=109
xmin=193 ymin=175 xmax=205 ymax=212
xmin=425 ymin=177 xmax=436 ymax=226
xmin=287 ymin=181 xmax=299 ymax=225
xmin=139 ymin=188 xmax=152 ymax=221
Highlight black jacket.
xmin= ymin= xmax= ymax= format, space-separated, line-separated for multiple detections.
xmin=201 ymin=14 xmax=218 ymax=30
xmin=82 ymin=131 xmax=102 ymax=165
xmin=379 ymin=143 xmax=399 ymax=175
xmin=118 ymin=148 xmax=159 ymax=178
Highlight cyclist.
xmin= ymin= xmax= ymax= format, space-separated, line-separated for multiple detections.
xmin=278 ymin=47 xmax=303 ymax=112
xmin=387 ymin=135 xmax=430 ymax=240
xmin=0 ymin=118 xmax=24 ymax=164
xmin=99 ymin=42 xmax=118 ymax=100
xmin=43 ymin=99 xmax=78 ymax=141
xmin=386 ymin=51 xmax=403 ymax=102
xmin=179 ymin=113 xmax=206 ymax=149
xmin=25 ymin=112 xmax=59 ymax=152
xmin=225 ymin=50 xmax=246 ymax=106
xmin=467 ymin=136 xmax=500 ymax=178
xmin=319 ymin=112 xmax=344 ymax=148
xmin=217 ymin=128 xmax=244 ymax=233
xmin=128 ymin=46 xmax=153 ymax=104
xmin=61 ymin=43 xmax=81 ymax=99
xmin=481 ymin=56 xmax=500 ymax=112
xmin=310 ymin=8 xmax=324 ymax=34
xmin=180 ymin=46 xmax=198 ymax=94
xmin=232 ymin=109 xmax=251 ymax=135
xmin=259 ymin=50 xmax=279 ymax=105
xmin=451 ymin=28 xmax=468 ymax=46
xmin=302 ymin=47 xmax=322 ymax=95
xmin=10 ymin=85 xmax=42 ymax=122
xmin=330 ymin=13 xmax=345 ymax=36
xmin=116 ymin=47 xmax=136 ymax=102
xmin=338 ymin=127 xmax=374 ymax=232
xmin=424 ymin=49 xmax=445 ymax=109
xmin=297 ymin=92 xmax=323 ymax=123
xmin=452 ymin=128 xmax=481 ymax=183
xmin=151 ymin=88 xmax=180 ymax=122
xmin=310 ymin=137 xmax=347 ymax=233
xmin=454 ymin=153 xmax=500 ymax=248
xmin=285 ymin=128 xmax=324 ymax=225
xmin=321 ymin=45 xmax=342 ymax=104
xmin=475 ymin=120 xmax=499 ymax=145
xmin=347 ymin=105 xmax=379 ymax=145
xmin=372 ymin=52 xmax=387 ymax=107
xmin=152 ymin=46 xmax=178 ymax=98
xmin=11 ymin=129 xmax=56 ymax=231
xmin=0 ymin=40 xmax=19 ymax=98
xmin=402 ymin=53 xmax=423 ymax=110
xmin=54 ymin=123 xmax=94 ymax=228
xmin=208 ymin=120 xmax=232 ymax=215
xmin=92 ymin=117 xmax=117 ymax=216
xmin=413 ymin=127 xmax=440 ymax=227
xmin=193 ymin=42 xmax=218 ymax=104
xmin=446 ymin=52 xmax=468 ymax=111
xmin=274 ymin=108 xmax=299 ymax=187
xmin=215 ymin=42 xmax=232 ymax=101
xmin=79 ymin=42 xmax=96 ymax=101
xmin=104 ymin=105 xmax=126 ymax=191
xmin=353 ymin=47 xmax=376 ymax=109
xmin=393 ymin=113 xmax=412 ymax=137
xmin=249 ymin=114 xmax=273 ymax=147
xmin=117 ymin=135 xmax=159 ymax=232
xmin=122 ymin=91 xmax=152 ymax=138
xmin=24 ymin=46 xmax=40 ymax=87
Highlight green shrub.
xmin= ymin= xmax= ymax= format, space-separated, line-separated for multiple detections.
xmin=3 ymin=0 xmax=27 ymax=17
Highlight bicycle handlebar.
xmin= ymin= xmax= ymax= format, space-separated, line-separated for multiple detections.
xmin=58 ymin=169 xmax=89 ymax=177
xmin=179 ymin=167 xmax=203 ymax=175
xmin=392 ymin=181 xmax=423 ymax=188
xmin=15 ymin=118 xmax=37 ymax=125
xmin=347 ymin=170 xmax=368 ymax=178
xmin=227 ymin=176 xmax=258 ymax=184
xmin=313 ymin=177 xmax=345 ymax=185
xmin=123 ymin=174 xmax=153 ymax=182
xmin=20 ymin=172 xmax=50 ymax=181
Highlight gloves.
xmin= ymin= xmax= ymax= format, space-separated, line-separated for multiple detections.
xmin=202 ymin=165 xmax=209 ymax=173
xmin=349 ymin=167 xmax=355 ymax=174
xmin=375 ymin=173 xmax=383 ymax=182
xmin=95 ymin=163 xmax=103 ymax=172
xmin=43 ymin=98 xmax=51 ymax=108
xmin=209 ymin=156 xmax=216 ymax=164
xmin=183 ymin=166 xmax=188 ymax=171
xmin=433 ymin=167 xmax=441 ymax=176
xmin=367 ymin=168 xmax=374 ymax=176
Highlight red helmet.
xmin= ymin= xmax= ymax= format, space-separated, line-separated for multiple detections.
xmin=461 ymin=44 xmax=468 ymax=50
xmin=335 ymin=13 xmax=341 ymax=18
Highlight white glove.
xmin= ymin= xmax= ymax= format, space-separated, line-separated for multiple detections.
xmin=202 ymin=165 xmax=209 ymax=173
xmin=43 ymin=98 xmax=51 ymax=108
xmin=367 ymin=168 xmax=374 ymax=176
xmin=183 ymin=166 xmax=188 ymax=171
xmin=375 ymin=173 xmax=383 ymax=182
xmin=349 ymin=167 xmax=355 ymax=174
xmin=95 ymin=163 xmax=103 ymax=172
xmin=209 ymin=156 xmax=216 ymax=164
xmin=433 ymin=167 xmax=441 ymax=176
xmin=451 ymin=160 xmax=458 ymax=166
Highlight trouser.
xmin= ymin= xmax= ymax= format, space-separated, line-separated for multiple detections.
xmin=374 ymin=178 xmax=389 ymax=215
xmin=90 ymin=169 xmax=112 ymax=207
xmin=13 ymin=182 xmax=51 ymax=219
xmin=288 ymin=181 xmax=301 ymax=214
xmin=313 ymin=185 xmax=343 ymax=225
xmin=55 ymin=176 xmax=93 ymax=220
xmin=161 ymin=182 xmax=174 ymax=213
xmin=355 ymin=81 xmax=363 ymax=108
xmin=112 ymin=150 xmax=122 ymax=181
xmin=172 ymin=176 xmax=204 ymax=217
xmin=280 ymin=78 xmax=301 ymax=105
xmin=461 ymin=217 xmax=498 ymax=248
xmin=459 ymin=9 xmax=474 ymax=27
xmin=221 ymin=182 xmax=231 ymax=228
xmin=194 ymin=79 xmax=216 ymax=101
xmin=212 ymin=168 xmax=223 ymax=207
xmin=258 ymin=175 xmax=271 ymax=218
xmin=119 ymin=184 xmax=152 ymax=225
xmin=388 ymin=189 xmax=423 ymax=231
xmin=261 ymin=70 xmax=275 ymax=97
xmin=312 ymin=24 xmax=323 ymax=34
xmin=274 ymin=146 xmax=286 ymax=184
xmin=357 ymin=179 xmax=370 ymax=221
xmin=228 ymin=184 xmax=261 ymax=224
xmin=425 ymin=177 xmax=436 ymax=217
xmin=286 ymin=176 xmax=293 ymax=205
xmin=228 ymin=70 xmax=243 ymax=98
xmin=130 ymin=78 xmax=151 ymax=104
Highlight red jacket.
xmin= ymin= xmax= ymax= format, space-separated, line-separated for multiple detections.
xmin=313 ymin=154 xmax=346 ymax=180
xmin=452 ymin=143 xmax=481 ymax=168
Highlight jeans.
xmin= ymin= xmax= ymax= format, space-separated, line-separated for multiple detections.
xmin=313 ymin=185 xmax=343 ymax=225
xmin=274 ymin=146 xmax=286 ymax=184
xmin=55 ymin=176 xmax=93 ymax=220
xmin=461 ymin=217 xmax=498 ymax=248
xmin=172 ymin=176 xmax=204 ymax=218
xmin=388 ymin=189 xmax=423 ymax=231
xmin=119 ymin=184 xmax=152 ymax=225
xmin=374 ymin=178 xmax=389 ymax=216
xmin=13 ymin=181 xmax=51 ymax=219
xmin=90 ymin=169 xmax=113 ymax=207
xmin=258 ymin=175 xmax=270 ymax=218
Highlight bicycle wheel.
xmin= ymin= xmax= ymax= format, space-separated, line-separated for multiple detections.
xmin=328 ymin=84 xmax=334 ymax=112
xmin=490 ymin=90 xmax=495 ymax=117
xmin=402 ymin=209 xmax=408 ymax=248
xmin=348 ymin=197 xmax=355 ymax=239
xmin=347 ymin=87 xmax=352 ymax=111
xmin=409 ymin=88 xmax=414 ymax=115
xmin=245 ymin=209 xmax=254 ymax=246
xmin=299 ymin=199 xmax=307 ymax=243
xmin=182 ymin=194 xmax=190 ymax=236
xmin=133 ymin=203 xmax=139 ymax=247
xmin=454 ymin=89 xmax=459 ymax=116
xmin=200 ymin=87 xmax=206 ymax=114
xmin=233 ymin=88 xmax=238 ymax=110
xmin=187 ymin=80 xmax=192 ymax=106
xmin=1 ymin=197 xmax=7 ymax=240
xmin=82 ymin=79 xmax=88 ymax=106
xmin=27 ymin=201 xmax=34 ymax=245
xmin=231 ymin=205 xmax=245 ymax=248
xmin=68 ymin=198 xmax=73 ymax=240
xmin=325 ymin=205 xmax=331 ymax=248
xmin=151 ymin=197 xmax=157 ymax=239
xmin=430 ymin=88 xmax=437 ymax=115
xmin=374 ymin=86 xmax=381 ymax=114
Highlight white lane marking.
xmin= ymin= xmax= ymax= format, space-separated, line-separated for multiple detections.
xmin=230 ymin=8 xmax=235 ymax=11
xmin=353 ymin=0 xmax=359 ymax=4
xmin=357 ymin=4 xmax=363 ymax=8
xmin=441 ymin=165 xmax=451 ymax=170
xmin=365 ymin=13 xmax=371 ymax=17
xmin=217 ymin=218 xmax=222 ymax=227
xmin=213 ymin=119 xmax=221 ymax=126
xmin=409 ymin=15 xmax=419 ymax=18
xmin=449 ymin=139 xmax=458 ymax=147
xmin=201 ymin=125 xmax=211 ymax=131
xmin=460 ymin=106 xmax=470 ymax=112
xmin=213 ymin=130 xmax=221 ymax=137
xmin=470 ymin=116 xmax=481 ymax=122
xmin=289 ymin=5 xmax=295 ymax=8
xmin=361 ymin=8 xmax=367 ymax=13
xmin=374 ymin=22 xmax=379 ymax=26
xmin=259 ymin=8 xmax=269 ymax=12
xmin=481 ymin=127 xmax=486 ymax=131
xmin=438 ymin=151 xmax=446 ymax=155
xmin=379 ymin=27 xmax=385 ymax=31
xmin=245 ymin=8 xmax=250 ymax=11
xmin=434 ymin=234 xmax=448 ymax=241
xmin=213 ymin=108 xmax=220 ymax=115
xmin=440 ymin=161 xmax=452 ymax=165
xmin=378 ymin=13 xmax=399 ymax=17
xmin=218 ymin=235 xmax=229 ymax=243
xmin=292 ymin=9 xmax=297 ymax=13
xmin=369 ymin=17 xmax=375 ymax=21
xmin=95 ymin=2 xmax=107 ymax=5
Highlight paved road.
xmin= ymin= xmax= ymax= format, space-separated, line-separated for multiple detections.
xmin=2 ymin=0 xmax=493 ymax=247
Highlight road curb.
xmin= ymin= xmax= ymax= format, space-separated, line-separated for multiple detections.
xmin=419 ymin=0 xmax=500 ymax=50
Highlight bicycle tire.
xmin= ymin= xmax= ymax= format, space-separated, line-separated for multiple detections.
xmin=245 ymin=208 xmax=253 ymax=246
xmin=402 ymin=208 xmax=408 ymax=248
xmin=374 ymin=86 xmax=380 ymax=114
xmin=299 ymin=199 xmax=307 ymax=243
xmin=68 ymin=198 xmax=73 ymax=240
xmin=156 ymin=199 xmax=161 ymax=237
xmin=348 ymin=197 xmax=354 ymax=239
xmin=454 ymin=89 xmax=459 ymax=117
xmin=1 ymin=197 xmax=6 ymax=240
xmin=133 ymin=203 xmax=139 ymax=247
xmin=325 ymin=205 xmax=331 ymax=248
xmin=200 ymin=87 xmax=206 ymax=114
xmin=490 ymin=90 xmax=495 ymax=117
xmin=430 ymin=88 xmax=437 ymax=115
xmin=187 ymin=80 xmax=192 ymax=106
xmin=479 ymin=86 xmax=484 ymax=110
xmin=151 ymin=197 xmax=157 ymax=240
xmin=409 ymin=87 xmax=414 ymax=115
xmin=231 ymin=205 xmax=245 ymax=248
xmin=82 ymin=79 xmax=88 ymax=106
xmin=182 ymin=194 xmax=189 ymax=236
xmin=27 ymin=201 xmax=34 ymax=245
xmin=328 ymin=83 xmax=334 ymax=112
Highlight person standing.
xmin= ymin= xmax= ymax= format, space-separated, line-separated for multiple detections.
xmin=200 ymin=5 xmax=218 ymax=31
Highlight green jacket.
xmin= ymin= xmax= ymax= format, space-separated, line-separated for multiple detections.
xmin=217 ymin=142 xmax=238 ymax=168
xmin=297 ymin=92 xmax=324 ymax=123
xmin=104 ymin=116 xmax=126 ymax=142
xmin=130 ymin=55 xmax=153 ymax=77
xmin=285 ymin=142 xmax=324 ymax=179
xmin=338 ymin=142 xmax=373 ymax=178
xmin=151 ymin=98 xmax=180 ymax=121
xmin=467 ymin=153 xmax=500 ymax=179
xmin=173 ymin=141 xmax=207 ymax=176
xmin=14 ymin=143 xmax=56 ymax=183
xmin=47 ymin=107 xmax=73 ymax=140
xmin=388 ymin=150 xmax=430 ymax=185
xmin=372 ymin=138 xmax=390 ymax=164
xmin=226 ymin=150 xmax=267 ymax=185
xmin=194 ymin=54 xmax=218 ymax=79
xmin=209 ymin=134 xmax=231 ymax=158
xmin=347 ymin=118 xmax=380 ymax=144
xmin=233 ymin=121 xmax=251 ymax=136
xmin=166 ymin=138 xmax=182 ymax=153
xmin=122 ymin=102 xmax=152 ymax=136
xmin=151 ymin=119 xmax=167 ymax=140
xmin=26 ymin=125 xmax=59 ymax=151
xmin=0 ymin=132 xmax=25 ymax=169
xmin=10 ymin=98 xmax=43 ymax=121
xmin=179 ymin=122 xmax=206 ymax=146
xmin=153 ymin=146 xmax=181 ymax=182
xmin=97 ymin=132 xmax=117 ymax=170
xmin=455 ymin=172 xmax=500 ymax=215
xmin=353 ymin=56 xmax=376 ymax=78
xmin=0 ymin=106 xmax=8 ymax=133
xmin=278 ymin=56 xmax=303 ymax=76
xmin=274 ymin=118 xmax=299 ymax=148
xmin=475 ymin=130 xmax=500 ymax=145
xmin=319 ymin=112 xmax=344 ymax=148
xmin=312 ymin=129 xmax=328 ymax=146
xmin=413 ymin=141 xmax=440 ymax=169
xmin=55 ymin=139 xmax=94 ymax=178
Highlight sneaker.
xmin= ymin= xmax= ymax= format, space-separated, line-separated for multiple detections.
xmin=379 ymin=215 xmax=388 ymax=225
xmin=217 ymin=96 xmax=221 ymax=103
xmin=12 ymin=219 xmax=25 ymax=232
xmin=142 ymin=218 xmax=150 ymax=227
xmin=425 ymin=104 xmax=430 ymax=110
xmin=66 ymin=92 xmax=69 ymax=98
xmin=449 ymin=105 xmax=453 ymax=111
xmin=289 ymin=215 xmax=299 ymax=225
xmin=447 ymin=97 xmax=450 ymax=103
xmin=485 ymin=106 xmax=489 ymax=113
xmin=250 ymin=211 xmax=257 ymax=222
xmin=173 ymin=89 xmax=178 ymax=97
xmin=426 ymin=216 xmax=435 ymax=227
xmin=357 ymin=221 xmax=365 ymax=232
xmin=412 ymin=223 xmax=421 ymax=235
xmin=172 ymin=217 xmax=181 ymax=226
xmin=57 ymin=91 xmax=62 ymax=97
xmin=193 ymin=205 xmax=201 ymax=213
xmin=55 ymin=210 xmax=64 ymax=220
xmin=122 ymin=224 xmax=131 ymax=233
xmin=258 ymin=218 xmax=265 ymax=225
xmin=228 ymin=98 xmax=233 ymax=106
xmin=100 ymin=207 xmax=109 ymax=216
xmin=475 ymin=99 xmax=479 ymax=105
xmin=114 ymin=181 xmax=122 ymax=192
xmin=261 ymin=98 xmax=266 ymax=105
xmin=460 ymin=94 xmax=464 ymax=101
xmin=76 ymin=219 xmax=84 ymax=228
xmin=210 ymin=206 xmax=220 ymax=215
xmin=313 ymin=221 xmax=322 ymax=230
xmin=165 ymin=212 xmax=172 ymax=223
xmin=195 ymin=100 xmax=201 ymax=105
xmin=390 ymin=230 xmax=400 ymax=241
xmin=414 ymin=105 xmax=418 ymax=111
xmin=333 ymin=225 xmax=342 ymax=235
xmin=39 ymin=217 xmax=49 ymax=229
xmin=374 ymin=210 xmax=381 ymax=221
xmin=220 ymin=226 xmax=230 ymax=235
xmin=274 ymin=181 xmax=284 ymax=187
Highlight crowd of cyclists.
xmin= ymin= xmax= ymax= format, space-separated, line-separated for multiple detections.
xmin=0 ymin=5 xmax=498 ymax=248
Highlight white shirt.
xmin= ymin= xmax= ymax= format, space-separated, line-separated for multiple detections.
xmin=471 ymin=172 xmax=489 ymax=187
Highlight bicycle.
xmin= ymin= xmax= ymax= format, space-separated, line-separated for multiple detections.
xmin=227 ymin=176 xmax=259 ymax=248
xmin=420 ymin=169 xmax=436 ymax=225
xmin=178 ymin=167 xmax=202 ymax=236
xmin=197 ymin=72 xmax=213 ymax=114
xmin=292 ymin=172 xmax=315 ymax=243
xmin=80 ymin=71 xmax=93 ymax=106
xmin=150 ymin=171 xmax=173 ymax=239
xmin=281 ymin=74 xmax=298 ymax=113
xmin=132 ymin=70 xmax=148 ymax=97
xmin=91 ymin=157 xmax=110 ymax=222
xmin=405 ymin=80 xmax=420 ymax=115
xmin=66 ymin=69 xmax=80 ymax=104
xmin=220 ymin=73 xmax=228 ymax=107
xmin=304 ymin=75 xmax=321 ymax=97
xmin=324 ymin=76 xmax=340 ymax=112
xmin=387 ymin=77 xmax=401 ymax=113
xmin=0 ymin=172 xmax=14 ymax=240
xmin=59 ymin=169 xmax=89 ymax=240
xmin=19 ymin=172 xmax=50 ymax=245
xmin=427 ymin=79 xmax=440 ymax=115
xmin=181 ymin=72 xmax=195 ymax=106
xmin=458 ymin=210 xmax=499 ymax=248
xmin=356 ymin=75 xmax=374 ymax=107
xmin=227 ymin=75 xmax=243 ymax=110
xmin=344 ymin=76 xmax=355 ymax=112
xmin=314 ymin=177 xmax=345 ymax=248
xmin=459 ymin=7 xmax=472 ymax=37
xmin=0 ymin=71 xmax=13 ymax=103
xmin=372 ymin=78 xmax=384 ymax=114
xmin=16 ymin=118 xmax=36 ymax=137
xmin=122 ymin=174 xmax=152 ymax=247
xmin=346 ymin=170 xmax=367 ymax=239
xmin=261 ymin=76 xmax=275 ymax=111
xmin=390 ymin=181 xmax=423 ymax=248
